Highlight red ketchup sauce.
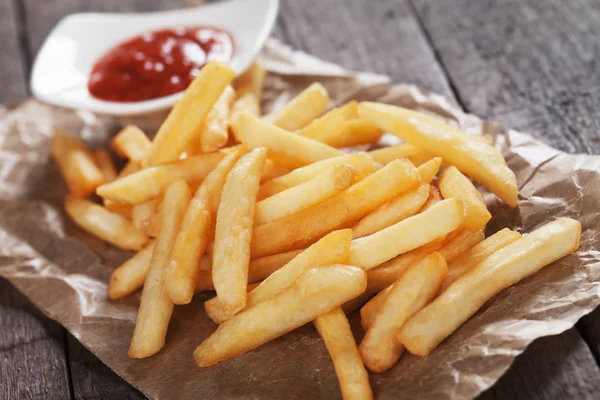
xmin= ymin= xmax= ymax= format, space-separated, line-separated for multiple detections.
xmin=88 ymin=26 xmax=234 ymax=102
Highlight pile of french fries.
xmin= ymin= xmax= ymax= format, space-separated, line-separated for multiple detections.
xmin=52 ymin=60 xmax=581 ymax=400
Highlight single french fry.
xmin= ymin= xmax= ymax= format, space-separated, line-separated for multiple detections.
xmin=439 ymin=166 xmax=492 ymax=232
xmin=258 ymin=152 xmax=379 ymax=200
xmin=338 ymin=100 xmax=359 ymax=119
xmin=360 ymin=253 xmax=447 ymax=372
xmin=234 ymin=62 xmax=266 ymax=100
xmin=205 ymin=229 xmax=352 ymax=323
xmin=131 ymin=198 xmax=160 ymax=235
xmin=348 ymin=198 xmax=463 ymax=270
xmin=52 ymin=131 xmax=105 ymax=197
xmin=437 ymin=229 xmax=484 ymax=263
xmin=93 ymin=148 xmax=118 ymax=182
xmin=128 ymin=180 xmax=191 ymax=358
xmin=261 ymin=159 xmax=291 ymax=183
xmin=337 ymin=120 xmax=384 ymax=148
xmin=251 ymin=159 xmax=420 ymax=258
xmin=268 ymin=82 xmax=329 ymax=131
xmin=194 ymin=265 xmax=367 ymax=367
xmin=360 ymin=285 xmax=392 ymax=331
xmin=110 ymin=125 xmax=151 ymax=162
xmin=119 ymin=161 xmax=141 ymax=177
xmin=314 ymin=307 xmax=373 ymax=400
xmin=359 ymin=102 xmax=518 ymax=206
xmin=108 ymin=241 xmax=155 ymax=300
xmin=417 ymin=157 xmax=442 ymax=183
xmin=420 ymin=184 xmax=442 ymax=211
xmin=368 ymin=143 xmax=433 ymax=166
xmin=104 ymin=200 xmax=133 ymax=219
xmin=231 ymin=92 xmax=260 ymax=119
xmin=144 ymin=62 xmax=235 ymax=166
xmin=352 ymin=184 xmax=430 ymax=238
xmin=97 ymin=152 xmax=224 ymax=204
xmin=255 ymin=165 xmax=355 ymax=224
xmin=213 ymin=148 xmax=266 ymax=314
xmin=200 ymin=86 xmax=236 ymax=152
xmin=440 ymin=228 xmax=521 ymax=293
xmin=232 ymin=114 xmax=343 ymax=168
xmin=297 ymin=108 xmax=345 ymax=143
xmin=399 ymin=218 xmax=581 ymax=356
xmin=64 ymin=196 xmax=147 ymax=250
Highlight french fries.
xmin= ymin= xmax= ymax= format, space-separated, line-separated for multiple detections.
xmin=439 ymin=166 xmax=491 ymax=232
xmin=205 ymin=229 xmax=352 ymax=323
xmin=212 ymin=148 xmax=266 ymax=314
xmin=348 ymin=198 xmax=463 ymax=270
xmin=314 ymin=308 xmax=373 ymax=400
xmin=251 ymin=159 xmax=420 ymax=258
xmin=97 ymin=152 xmax=224 ymax=204
xmin=359 ymin=253 xmax=447 ymax=372
xmin=194 ymin=265 xmax=366 ymax=367
xmin=360 ymin=285 xmax=391 ymax=331
xmin=234 ymin=62 xmax=265 ymax=102
xmin=64 ymin=196 xmax=147 ymax=250
xmin=131 ymin=198 xmax=160 ymax=236
xmin=368 ymin=143 xmax=433 ymax=166
xmin=129 ymin=180 xmax=191 ymax=358
xmin=399 ymin=218 xmax=581 ymax=356
xmin=338 ymin=101 xmax=359 ymax=119
xmin=109 ymin=241 xmax=155 ymax=300
xmin=93 ymin=148 xmax=118 ymax=182
xmin=359 ymin=102 xmax=518 ymax=206
xmin=255 ymin=165 xmax=355 ymax=224
xmin=111 ymin=125 xmax=151 ymax=162
xmin=199 ymin=86 xmax=236 ymax=152
xmin=261 ymin=159 xmax=290 ymax=183
xmin=268 ymin=82 xmax=329 ymax=130
xmin=232 ymin=114 xmax=343 ymax=168
xmin=417 ymin=157 xmax=442 ymax=183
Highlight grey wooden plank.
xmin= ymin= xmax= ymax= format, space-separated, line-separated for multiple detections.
xmin=0 ymin=279 xmax=72 ymax=400
xmin=0 ymin=0 xmax=28 ymax=103
xmin=579 ymin=309 xmax=600 ymax=365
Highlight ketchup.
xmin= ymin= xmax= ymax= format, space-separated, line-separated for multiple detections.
xmin=88 ymin=26 xmax=234 ymax=102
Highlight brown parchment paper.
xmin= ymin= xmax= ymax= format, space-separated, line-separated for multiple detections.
xmin=1 ymin=39 xmax=599 ymax=400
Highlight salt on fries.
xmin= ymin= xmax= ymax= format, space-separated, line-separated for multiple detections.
xmin=52 ymin=61 xmax=581 ymax=399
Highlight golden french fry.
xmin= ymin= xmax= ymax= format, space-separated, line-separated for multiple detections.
xmin=439 ymin=166 xmax=492 ymax=232
xmin=314 ymin=307 xmax=373 ymax=400
xmin=108 ymin=241 xmax=155 ymax=300
xmin=417 ymin=157 xmax=442 ymax=183
xmin=52 ymin=131 xmax=105 ymax=197
xmin=128 ymin=180 xmax=191 ymax=358
xmin=232 ymin=114 xmax=343 ymax=168
xmin=104 ymin=200 xmax=132 ymax=219
xmin=231 ymin=92 xmax=260 ymax=119
xmin=268 ymin=82 xmax=329 ymax=131
xmin=368 ymin=143 xmax=433 ymax=166
xmin=93 ymin=148 xmax=118 ymax=182
xmin=440 ymin=228 xmax=521 ymax=293
xmin=399 ymin=218 xmax=581 ymax=356
xmin=338 ymin=100 xmax=359 ymax=119
xmin=200 ymin=86 xmax=236 ymax=152
xmin=194 ymin=265 xmax=367 ymax=367
xmin=352 ymin=184 xmax=430 ymax=238
xmin=144 ymin=62 xmax=235 ymax=166
xmin=437 ymin=229 xmax=484 ymax=263
xmin=110 ymin=125 xmax=151 ymax=162
xmin=97 ymin=152 xmax=224 ymax=204
xmin=359 ymin=253 xmax=447 ymax=372
xmin=297 ymin=108 xmax=345 ymax=144
xmin=337 ymin=120 xmax=384 ymax=148
xmin=118 ymin=161 xmax=141 ymax=177
xmin=64 ymin=196 xmax=147 ymax=250
xmin=420 ymin=184 xmax=442 ymax=211
xmin=360 ymin=285 xmax=392 ymax=331
xmin=251 ymin=158 xmax=420 ymax=258
xmin=258 ymin=152 xmax=379 ymax=200
xmin=234 ymin=62 xmax=265 ymax=100
xmin=213 ymin=148 xmax=266 ymax=314
xmin=359 ymin=102 xmax=518 ymax=206
xmin=348 ymin=198 xmax=463 ymax=270
xmin=131 ymin=198 xmax=160 ymax=236
xmin=205 ymin=229 xmax=352 ymax=323
xmin=261 ymin=159 xmax=291 ymax=183
xmin=255 ymin=165 xmax=355 ymax=224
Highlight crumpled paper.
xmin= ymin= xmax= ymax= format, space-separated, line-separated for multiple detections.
xmin=0 ymin=38 xmax=599 ymax=400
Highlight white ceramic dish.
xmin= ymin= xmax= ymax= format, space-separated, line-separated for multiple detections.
xmin=30 ymin=0 xmax=279 ymax=116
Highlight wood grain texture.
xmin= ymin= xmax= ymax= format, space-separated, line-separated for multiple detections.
xmin=0 ymin=0 xmax=28 ymax=103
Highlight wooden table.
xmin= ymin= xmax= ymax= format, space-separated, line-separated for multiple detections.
xmin=2 ymin=0 xmax=600 ymax=399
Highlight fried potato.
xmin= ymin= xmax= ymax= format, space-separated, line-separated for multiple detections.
xmin=399 ymin=218 xmax=581 ymax=356
xmin=348 ymin=198 xmax=463 ymax=270
xmin=144 ymin=62 xmax=235 ymax=166
xmin=360 ymin=285 xmax=392 ymax=331
xmin=232 ymin=114 xmax=343 ymax=168
xmin=359 ymin=253 xmax=447 ymax=372
xmin=128 ymin=180 xmax=191 ymax=358
xmin=439 ymin=166 xmax=492 ymax=232
xmin=52 ymin=130 xmax=104 ymax=197
xmin=359 ymin=102 xmax=518 ymax=206
xmin=234 ymin=62 xmax=265 ymax=101
xmin=417 ymin=157 xmax=442 ymax=183
xmin=213 ymin=148 xmax=266 ymax=314
xmin=199 ymin=86 xmax=236 ymax=152
xmin=131 ymin=198 xmax=160 ymax=236
xmin=118 ymin=161 xmax=141 ymax=177
xmin=268 ymin=82 xmax=329 ymax=131
xmin=194 ymin=265 xmax=367 ymax=367
xmin=258 ymin=152 xmax=379 ymax=200
xmin=255 ymin=165 xmax=355 ymax=224
xmin=368 ymin=143 xmax=433 ymax=166
xmin=261 ymin=159 xmax=290 ymax=183
xmin=104 ymin=200 xmax=132 ymax=219
xmin=64 ymin=196 xmax=147 ymax=250
xmin=93 ymin=148 xmax=118 ymax=182
xmin=314 ymin=307 xmax=373 ymax=400
xmin=437 ymin=229 xmax=484 ymax=263
xmin=108 ymin=241 xmax=155 ymax=300
xmin=420 ymin=184 xmax=442 ymax=211
xmin=338 ymin=100 xmax=359 ymax=119
xmin=110 ymin=125 xmax=151 ymax=162
xmin=205 ymin=229 xmax=352 ymax=323
xmin=440 ymin=228 xmax=521 ymax=293
xmin=251 ymin=158 xmax=420 ymax=258
xmin=97 ymin=152 xmax=224 ymax=204
xmin=231 ymin=92 xmax=260 ymax=119
xmin=352 ymin=184 xmax=430 ymax=238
